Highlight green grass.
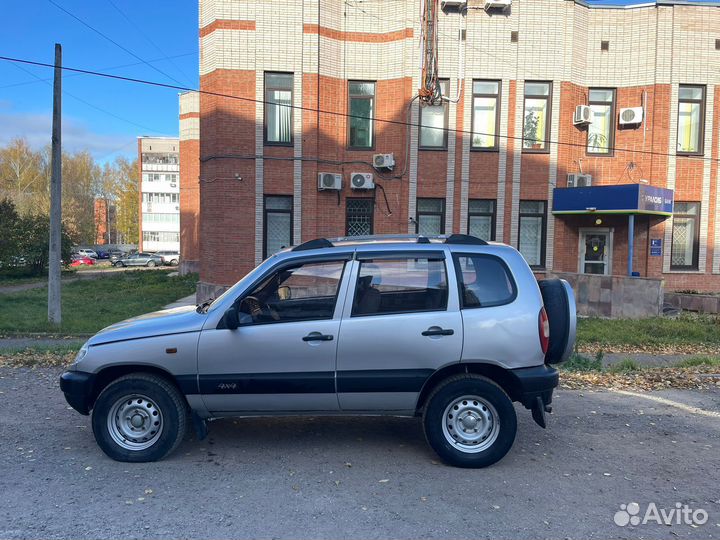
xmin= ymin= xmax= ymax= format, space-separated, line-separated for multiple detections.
xmin=0 ymin=270 xmax=197 ymax=335
xmin=674 ymin=356 xmax=720 ymax=368
xmin=607 ymin=359 xmax=641 ymax=374
xmin=562 ymin=351 xmax=604 ymax=372
xmin=576 ymin=315 xmax=720 ymax=349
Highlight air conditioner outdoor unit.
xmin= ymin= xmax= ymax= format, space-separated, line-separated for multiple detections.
xmin=567 ymin=173 xmax=593 ymax=188
xmin=373 ymin=153 xmax=395 ymax=170
xmin=318 ymin=172 xmax=342 ymax=191
xmin=619 ymin=107 xmax=643 ymax=126
xmin=484 ymin=0 xmax=511 ymax=11
xmin=350 ymin=172 xmax=375 ymax=190
xmin=441 ymin=0 xmax=467 ymax=9
xmin=573 ymin=105 xmax=592 ymax=125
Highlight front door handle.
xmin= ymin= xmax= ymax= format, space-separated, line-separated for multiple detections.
xmin=302 ymin=332 xmax=334 ymax=342
xmin=422 ymin=327 xmax=454 ymax=337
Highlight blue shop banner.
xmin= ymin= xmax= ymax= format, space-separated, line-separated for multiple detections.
xmin=552 ymin=184 xmax=674 ymax=216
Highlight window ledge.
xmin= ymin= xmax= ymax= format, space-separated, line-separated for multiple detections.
xmin=666 ymin=269 xmax=703 ymax=274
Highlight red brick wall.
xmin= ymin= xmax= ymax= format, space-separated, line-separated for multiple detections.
xmin=179 ymin=134 xmax=200 ymax=265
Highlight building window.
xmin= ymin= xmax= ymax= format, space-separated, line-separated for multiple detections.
xmin=670 ymin=202 xmax=700 ymax=270
xmin=419 ymin=80 xmax=449 ymax=149
xmin=518 ymin=200 xmax=546 ymax=268
xmin=348 ymin=81 xmax=375 ymax=149
xmin=677 ymin=86 xmax=705 ymax=155
xmin=587 ymin=88 xmax=615 ymax=155
xmin=467 ymin=199 xmax=496 ymax=241
xmin=416 ymin=198 xmax=445 ymax=236
xmin=264 ymin=196 xmax=293 ymax=258
xmin=346 ymin=198 xmax=374 ymax=236
xmin=522 ymin=82 xmax=551 ymax=152
xmin=142 ymin=213 xmax=179 ymax=225
xmin=264 ymin=73 xmax=293 ymax=145
xmin=143 ymin=231 xmax=179 ymax=243
xmin=471 ymin=80 xmax=500 ymax=150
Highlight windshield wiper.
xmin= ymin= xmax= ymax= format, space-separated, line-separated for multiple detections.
xmin=196 ymin=297 xmax=215 ymax=313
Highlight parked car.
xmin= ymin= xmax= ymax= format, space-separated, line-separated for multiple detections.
xmin=95 ymin=250 xmax=111 ymax=260
xmin=154 ymin=251 xmax=180 ymax=266
xmin=77 ymin=248 xmax=98 ymax=259
xmin=108 ymin=250 xmax=127 ymax=264
xmin=60 ymin=234 xmax=576 ymax=467
xmin=113 ymin=252 xmax=163 ymax=267
xmin=70 ymin=255 xmax=95 ymax=267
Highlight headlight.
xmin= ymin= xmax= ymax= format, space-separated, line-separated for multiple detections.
xmin=74 ymin=342 xmax=89 ymax=364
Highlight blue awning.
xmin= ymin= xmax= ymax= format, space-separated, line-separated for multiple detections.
xmin=552 ymin=184 xmax=674 ymax=216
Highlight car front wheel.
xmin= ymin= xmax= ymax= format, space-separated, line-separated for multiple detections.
xmin=147 ymin=260 xmax=156 ymax=267
xmin=423 ymin=374 xmax=517 ymax=468
xmin=91 ymin=373 xmax=187 ymax=462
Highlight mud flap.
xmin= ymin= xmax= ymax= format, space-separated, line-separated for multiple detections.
xmin=531 ymin=396 xmax=550 ymax=428
xmin=192 ymin=411 xmax=208 ymax=441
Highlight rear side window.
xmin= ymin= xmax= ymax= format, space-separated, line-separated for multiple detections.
xmin=454 ymin=254 xmax=516 ymax=308
xmin=352 ymin=258 xmax=448 ymax=316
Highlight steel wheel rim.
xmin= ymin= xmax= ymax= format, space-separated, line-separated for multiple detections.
xmin=107 ymin=394 xmax=163 ymax=451
xmin=441 ymin=395 xmax=500 ymax=453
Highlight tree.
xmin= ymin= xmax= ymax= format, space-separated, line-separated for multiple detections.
xmin=0 ymin=198 xmax=20 ymax=265
xmin=113 ymin=157 xmax=139 ymax=244
xmin=0 ymin=138 xmax=46 ymax=215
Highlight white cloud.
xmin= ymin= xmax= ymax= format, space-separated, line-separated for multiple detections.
xmin=0 ymin=107 xmax=136 ymax=160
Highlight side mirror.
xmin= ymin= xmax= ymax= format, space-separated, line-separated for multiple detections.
xmin=223 ymin=307 xmax=239 ymax=330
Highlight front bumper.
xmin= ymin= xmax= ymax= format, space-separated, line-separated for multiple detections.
xmin=59 ymin=370 xmax=96 ymax=415
xmin=510 ymin=364 xmax=559 ymax=409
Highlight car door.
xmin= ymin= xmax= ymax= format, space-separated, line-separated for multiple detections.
xmin=197 ymin=257 xmax=351 ymax=414
xmin=336 ymin=249 xmax=463 ymax=412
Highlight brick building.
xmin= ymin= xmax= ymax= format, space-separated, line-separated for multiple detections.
xmin=179 ymin=92 xmax=201 ymax=274
xmin=138 ymin=137 xmax=181 ymax=253
xmin=195 ymin=0 xmax=720 ymax=301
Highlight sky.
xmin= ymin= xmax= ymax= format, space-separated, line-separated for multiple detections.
xmin=0 ymin=0 xmax=717 ymax=163
xmin=0 ymin=0 xmax=198 ymax=163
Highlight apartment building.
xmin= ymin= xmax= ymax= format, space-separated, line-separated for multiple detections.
xmin=195 ymin=0 xmax=720 ymax=300
xmin=138 ymin=137 xmax=180 ymax=253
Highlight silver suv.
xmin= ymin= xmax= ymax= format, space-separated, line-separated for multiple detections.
xmin=60 ymin=234 xmax=576 ymax=468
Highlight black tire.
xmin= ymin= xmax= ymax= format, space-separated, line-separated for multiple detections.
xmin=538 ymin=279 xmax=571 ymax=364
xmin=91 ymin=373 xmax=188 ymax=462
xmin=114 ymin=261 xmax=125 ymax=268
xmin=147 ymin=260 xmax=156 ymax=267
xmin=423 ymin=374 xmax=517 ymax=468
xmin=170 ymin=259 xmax=179 ymax=266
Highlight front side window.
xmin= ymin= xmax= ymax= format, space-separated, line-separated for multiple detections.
xmin=471 ymin=80 xmax=500 ymax=150
xmin=670 ymin=202 xmax=700 ymax=270
xmin=677 ymin=86 xmax=705 ymax=155
xmin=264 ymin=196 xmax=293 ymax=258
xmin=419 ymin=80 xmax=449 ymax=149
xmin=346 ymin=198 xmax=374 ymax=236
xmin=264 ymin=73 xmax=293 ymax=145
xmin=587 ymin=88 xmax=615 ymax=155
xmin=348 ymin=81 xmax=375 ymax=149
xmin=518 ymin=200 xmax=546 ymax=268
xmin=416 ymin=198 xmax=445 ymax=236
xmin=523 ymin=82 xmax=551 ymax=152
xmin=352 ymin=257 xmax=448 ymax=316
xmin=467 ymin=199 xmax=496 ymax=241
xmin=454 ymin=254 xmax=516 ymax=308
xmin=238 ymin=260 xmax=345 ymax=324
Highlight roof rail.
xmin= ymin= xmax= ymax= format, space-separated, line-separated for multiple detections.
xmin=444 ymin=234 xmax=488 ymax=246
xmin=291 ymin=238 xmax=334 ymax=251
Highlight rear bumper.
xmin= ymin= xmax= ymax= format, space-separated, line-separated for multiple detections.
xmin=59 ymin=370 xmax=96 ymax=415
xmin=510 ymin=364 xmax=559 ymax=409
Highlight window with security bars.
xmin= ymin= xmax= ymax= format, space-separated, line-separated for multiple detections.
xmin=346 ymin=198 xmax=374 ymax=236
xmin=264 ymin=196 xmax=293 ymax=258
xmin=467 ymin=199 xmax=496 ymax=241
xmin=670 ymin=202 xmax=699 ymax=270
xmin=518 ymin=200 xmax=546 ymax=268
xmin=416 ymin=198 xmax=445 ymax=236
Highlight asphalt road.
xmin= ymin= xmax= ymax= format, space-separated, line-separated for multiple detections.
xmin=1 ymin=366 xmax=719 ymax=540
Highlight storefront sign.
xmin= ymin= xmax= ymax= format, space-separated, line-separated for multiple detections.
xmin=650 ymin=238 xmax=662 ymax=256
xmin=552 ymin=184 xmax=675 ymax=216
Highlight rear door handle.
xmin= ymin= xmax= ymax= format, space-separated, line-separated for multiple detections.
xmin=422 ymin=327 xmax=454 ymax=337
xmin=302 ymin=332 xmax=334 ymax=342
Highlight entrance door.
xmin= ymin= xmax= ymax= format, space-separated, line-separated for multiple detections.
xmin=579 ymin=229 xmax=612 ymax=275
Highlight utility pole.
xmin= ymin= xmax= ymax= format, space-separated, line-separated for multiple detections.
xmin=48 ymin=43 xmax=62 ymax=325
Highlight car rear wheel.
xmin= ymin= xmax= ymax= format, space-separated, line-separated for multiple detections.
xmin=91 ymin=373 xmax=187 ymax=462
xmin=170 ymin=259 xmax=178 ymax=266
xmin=114 ymin=261 xmax=125 ymax=268
xmin=147 ymin=260 xmax=156 ymax=267
xmin=423 ymin=374 xmax=517 ymax=468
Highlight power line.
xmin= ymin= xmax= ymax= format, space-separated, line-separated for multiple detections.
xmin=0 ymin=52 xmax=196 ymax=90
xmin=1 ymin=53 xmax=716 ymax=166
xmin=106 ymin=0 xmax=195 ymax=86
xmin=46 ymin=0 xmax=187 ymax=87
xmin=10 ymin=62 xmax=164 ymax=135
